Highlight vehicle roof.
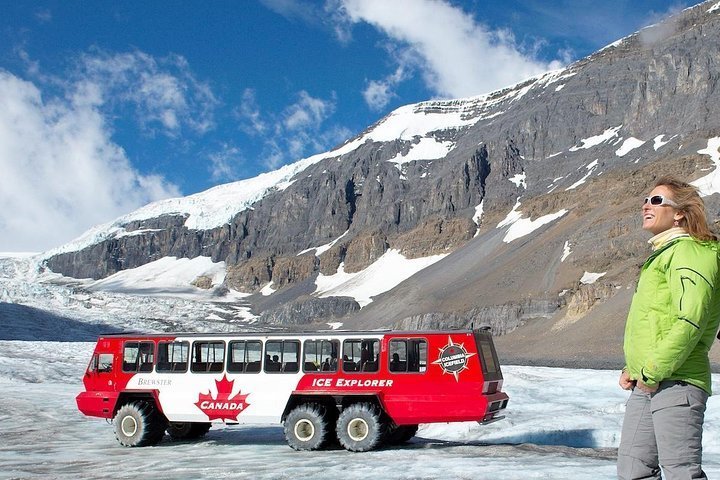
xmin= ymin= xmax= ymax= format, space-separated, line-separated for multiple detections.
xmin=96 ymin=327 xmax=492 ymax=339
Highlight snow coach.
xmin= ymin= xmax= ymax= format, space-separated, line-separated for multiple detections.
xmin=76 ymin=328 xmax=509 ymax=451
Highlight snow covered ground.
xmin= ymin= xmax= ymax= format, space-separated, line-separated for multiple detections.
xmin=3 ymin=343 xmax=720 ymax=480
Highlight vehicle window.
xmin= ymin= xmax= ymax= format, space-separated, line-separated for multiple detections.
xmin=477 ymin=337 xmax=498 ymax=373
xmin=88 ymin=353 xmax=98 ymax=373
xmin=228 ymin=340 xmax=263 ymax=373
xmin=122 ymin=341 xmax=155 ymax=373
xmin=89 ymin=353 xmax=114 ymax=373
xmin=191 ymin=341 xmax=225 ymax=373
xmin=303 ymin=340 xmax=339 ymax=372
xmin=389 ymin=339 xmax=427 ymax=373
xmin=342 ymin=339 xmax=379 ymax=373
xmin=157 ymin=341 xmax=189 ymax=373
xmin=264 ymin=340 xmax=300 ymax=373
xmin=98 ymin=353 xmax=113 ymax=373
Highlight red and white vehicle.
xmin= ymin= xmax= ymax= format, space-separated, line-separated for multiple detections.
xmin=77 ymin=328 xmax=509 ymax=451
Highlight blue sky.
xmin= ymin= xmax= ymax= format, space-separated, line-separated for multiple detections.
xmin=0 ymin=0 xmax=692 ymax=252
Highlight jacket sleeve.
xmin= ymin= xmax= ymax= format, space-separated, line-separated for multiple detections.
xmin=641 ymin=242 xmax=718 ymax=387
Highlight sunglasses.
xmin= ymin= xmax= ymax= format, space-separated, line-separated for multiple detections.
xmin=644 ymin=195 xmax=679 ymax=208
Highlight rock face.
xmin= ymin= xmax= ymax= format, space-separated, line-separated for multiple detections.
xmin=257 ymin=297 xmax=360 ymax=327
xmin=42 ymin=3 xmax=720 ymax=363
xmin=393 ymin=297 xmax=563 ymax=335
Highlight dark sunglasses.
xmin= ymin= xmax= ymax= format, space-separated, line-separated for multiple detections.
xmin=644 ymin=195 xmax=679 ymax=208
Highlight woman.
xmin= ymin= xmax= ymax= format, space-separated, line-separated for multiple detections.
xmin=618 ymin=176 xmax=720 ymax=479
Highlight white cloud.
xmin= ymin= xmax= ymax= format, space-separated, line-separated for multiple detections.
xmin=262 ymin=140 xmax=287 ymax=170
xmin=338 ymin=0 xmax=565 ymax=102
xmin=363 ymin=79 xmax=395 ymax=111
xmin=259 ymin=0 xmax=321 ymax=25
xmin=283 ymin=90 xmax=335 ymax=131
xmin=279 ymin=91 xmax=338 ymax=163
xmin=209 ymin=144 xmax=244 ymax=182
xmin=237 ymin=89 xmax=348 ymax=170
xmin=34 ymin=8 xmax=52 ymax=23
xmin=363 ymin=64 xmax=407 ymax=111
xmin=77 ymin=50 xmax=218 ymax=136
xmin=638 ymin=4 xmax=687 ymax=47
xmin=236 ymin=88 xmax=267 ymax=136
xmin=0 ymin=70 xmax=180 ymax=252
xmin=0 ymin=49 xmax=222 ymax=252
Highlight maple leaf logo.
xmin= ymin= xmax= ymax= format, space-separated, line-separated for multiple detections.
xmin=194 ymin=375 xmax=250 ymax=422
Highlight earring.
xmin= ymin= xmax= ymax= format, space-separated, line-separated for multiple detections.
xmin=673 ymin=220 xmax=680 ymax=227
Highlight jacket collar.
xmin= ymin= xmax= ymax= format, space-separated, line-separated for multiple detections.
xmin=648 ymin=227 xmax=690 ymax=251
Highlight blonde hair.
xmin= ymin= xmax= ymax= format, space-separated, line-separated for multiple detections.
xmin=655 ymin=176 xmax=718 ymax=241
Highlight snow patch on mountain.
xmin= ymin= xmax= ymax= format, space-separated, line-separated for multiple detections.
xmin=83 ymin=256 xmax=245 ymax=301
xmin=569 ymin=125 xmax=622 ymax=151
xmin=497 ymin=199 xmax=524 ymax=229
xmin=615 ymin=137 xmax=646 ymax=157
xmin=473 ymin=200 xmax=485 ymax=238
xmin=581 ymin=271 xmax=606 ymax=284
xmin=314 ymin=249 xmax=447 ymax=307
xmin=260 ymin=282 xmax=276 ymax=296
xmin=497 ymin=199 xmax=568 ymax=243
xmin=502 ymin=210 xmax=569 ymax=243
xmin=653 ymin=134 xmax=673 ymax=150
xmin=509 ymin=172 xmax=527 ymax=189
xmin=387 ymin=138 xmax=455 ymax=165
xmin=561 ymin=241 xmax=572 ymax=262
xmin=298 ymin=230 xmax=349 ymax=257
xmin=365 ymin=104 xmax=477 ymax=142
xmin=363 ymin=67 xmax=574 ymax=147
xmin=693 ymin=137 xmax=720 ymax=196
xmin=510 ymin=68 xmax=576 ymax=102
xmin=565 ymin=160 xmax=599 ymax=190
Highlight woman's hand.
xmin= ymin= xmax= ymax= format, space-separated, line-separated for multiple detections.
xmin=619 ymin=369 xmax=636 ymax=390
xmin=635 ymin=380 xmax=658 ymax=394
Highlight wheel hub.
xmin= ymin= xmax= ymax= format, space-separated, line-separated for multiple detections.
xmin=347 ymin=418 xmax=369 ymax=442
xmin=294 ymin=419 xmax=315 ymax=441
xmin=120 ymin=416 xmax=138 ymax=437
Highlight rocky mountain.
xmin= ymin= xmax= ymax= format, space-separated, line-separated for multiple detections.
xmin=39 ymin=1 xmax=720 ymax=367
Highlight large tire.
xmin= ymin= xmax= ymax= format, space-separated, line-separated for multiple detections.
xmin=336 ymin=403 xmax=386 ymax=452
xmin=385 ymin=424 xmax=418 ymax=445
xmin=113 ymin=401 xmax=167 ymax=447
xmin=284 ymin=403 xmax=330 ymax=451
xmin=167 ymin=422 xmax=212 ymax=441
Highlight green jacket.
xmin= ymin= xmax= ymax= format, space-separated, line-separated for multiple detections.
xmin=624 ymin=236 xmax=720 ymax=394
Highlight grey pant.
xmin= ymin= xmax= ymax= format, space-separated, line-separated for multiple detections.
xmin=617 ymin=381 xmax=708 ymax=480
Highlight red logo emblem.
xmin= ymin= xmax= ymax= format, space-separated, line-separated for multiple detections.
xmin=194 ymin=375 xmax=250 ymax=421
xmin=432 ymin=336 xmax=476 ymax=381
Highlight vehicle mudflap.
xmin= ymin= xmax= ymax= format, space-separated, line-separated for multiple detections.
xmin=478 ymin=415 xmax=505 ymax=425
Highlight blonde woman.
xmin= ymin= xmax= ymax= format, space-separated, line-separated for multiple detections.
xmin=618 ymin=176 xmax=720 ymax=479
